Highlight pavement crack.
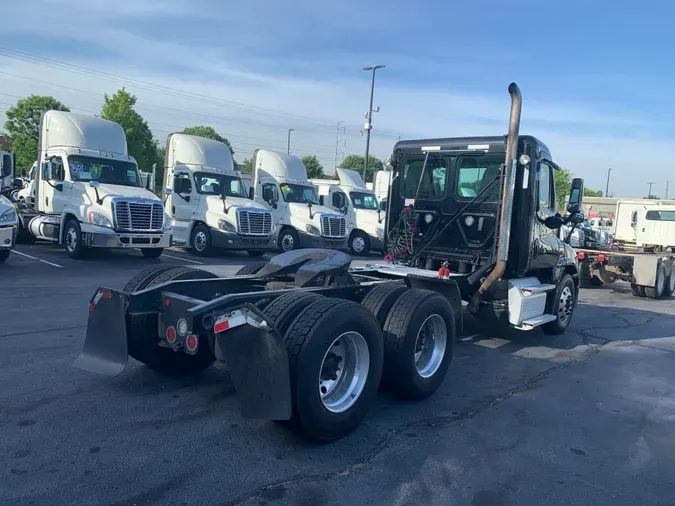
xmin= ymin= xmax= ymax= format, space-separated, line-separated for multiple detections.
xmin=222 ymin=344 xmax=605 ymax=506
xmin=0 ymin=324 xmax=86 ymax=339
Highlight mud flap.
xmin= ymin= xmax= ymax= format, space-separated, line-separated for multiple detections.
xmin=72 ymin=287 xmax=129 ymax=377
xmin=214 ymin=304 xmax=292 ymax=420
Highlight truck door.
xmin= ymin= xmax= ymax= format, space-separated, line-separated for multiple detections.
xmin=262 ymin=182 xmax=285 ymax=226
xmin=171 ymin=172 xmax=195 ymax=244
xmin=38 ymin=157 xmax=66 ymax=214
xmin=530 ymin=160 xmax=560 ymax=270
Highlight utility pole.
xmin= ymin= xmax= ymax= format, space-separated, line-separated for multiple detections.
xmin=362 ymin=64 xmax=385 ymax=182
xmin=666 ymin=181 xmax=670 ymax=200
xmin=287 ymin=129 xmax=294 ymax=154
xmin=334 ymin=121 xmax=346 ymax=172
xmin=605 ymin=168 xmax=612 ymax=197
xmin=647 ymin=182 xmax=656 ymax=197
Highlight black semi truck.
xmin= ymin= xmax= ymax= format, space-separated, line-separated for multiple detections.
xmin=73 ymin=83 xmax=585 ymax=442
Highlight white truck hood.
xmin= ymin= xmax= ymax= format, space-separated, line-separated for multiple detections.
xmin=86 ymin=183 xmax=162 ymax=202
xmin=204 ymin=195 xmax=269 ymax=212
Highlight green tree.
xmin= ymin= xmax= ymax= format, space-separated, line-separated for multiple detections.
xmin=645 ymin=194 xmax=660 ymax=199
xmin=584 ymin=188 xmax=603 ymax=197
xmin=100 ymin=88 xmax=157 ymax=172
xmin=553 ymin=168 xmax=572 ymax=210
xmin=3 ymin=95 xmax=70 ymax=171
xmin=337 ymin=154 xmax=383 ymax=183
xmin=301 ymin=155 xmax=324 ymax=178
xmin=180 ymin=125 xmax=234 ymax=156
xmin=239 ymin=158 xmax=253 ymax=173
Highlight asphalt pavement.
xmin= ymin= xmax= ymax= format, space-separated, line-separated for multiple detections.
xmin=2 ymin=242 xmax=675 ymax=506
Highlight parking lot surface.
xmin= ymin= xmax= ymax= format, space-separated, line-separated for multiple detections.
xmin=2 ymin=243 xmax=675 ymax=506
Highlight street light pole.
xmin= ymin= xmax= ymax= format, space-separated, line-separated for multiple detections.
xmin=605 ymin=168 xmax=612 ymax=197
xmin=666 ymin=181 xmax=670 ymax=200
xmin=362 ymin=64 xmax=385 ymax=182
xmin=287 ymin=129 xmax=294 ymax=154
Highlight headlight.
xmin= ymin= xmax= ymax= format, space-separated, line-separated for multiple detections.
xmin=88 ymin=211 xmax=112 ymax=228
xmin=0 ymin=208 xmax=16 ymax=224
xmin=163 ymin=213 xmax=171 ymax=230
xmin=218 ymin=219 xmax=236 ymax=232
xmin=305 ymin=224 xmax=320 ymax=235
xmin=376 ymin=227 xmax=384 ymax=238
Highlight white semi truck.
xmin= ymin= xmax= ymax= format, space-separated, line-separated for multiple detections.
xmin=15 ymin=111 xmax=172 ymax=258
xmin=163 ymin=133 xmax=276 ymax=257
xmin=310 ymin=168 xmax=385 ymax=255
xmin=247 ymin=150 xmax=349 ymax=252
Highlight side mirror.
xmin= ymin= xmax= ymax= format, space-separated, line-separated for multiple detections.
xmin=544 ymin=215 xmax=565 ymax=229
xmin=12 ymin=177 xmax=23 ymax=188
xmin=145 ymin=175 xmax=153 ymax=191
xmin=319 ymin=195 xmax=325 ymax=206
xmin=269 ymin=198 xmax=278 ymax=209
xmin=89 ymin=181 xmax=101 ymax=189
xmin=164 ymin=188 xmax=174 ymax=195
xmin=567 ymin=177 xmax=584 ymax=213
xmin=248 ymin=187 xmax=254 ymax=200
xmin=42 ymin=161 xmax=53 ymax=180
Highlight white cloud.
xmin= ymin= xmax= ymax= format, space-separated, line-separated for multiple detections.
xmin=1 ymin=0 xmax=674 ymax=197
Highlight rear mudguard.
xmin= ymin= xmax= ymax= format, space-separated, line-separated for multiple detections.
xmin=72 ymin=287 xmax=293 ymax=421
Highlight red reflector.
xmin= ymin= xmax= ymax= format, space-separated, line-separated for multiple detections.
xmin=166 ymin=326 xmax=176 ymax=343
xmin=186 ymin=334 xmax=198 ymax=351
xmin=577 ymin=252 xmax=585 ymax=260
xmin=214 ymin=320 xmax=230 ymax=333
xmin=88 ymin=304 xmax=96 ymax=312
xmin=164 ymin=298 xmax=171 ymax=307
xmin=598 ymin=254 xmax=606 ymax=263
xmin=100 ymin=290 xmax=112 ymax=299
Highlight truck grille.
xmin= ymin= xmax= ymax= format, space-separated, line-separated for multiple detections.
xmin=237 ymin=209 xmax=272 ymax=235
xmin=321 ymin=215 xmax=347 ymax=237
xmin=114 ymin=201 xmax=164 ymax=231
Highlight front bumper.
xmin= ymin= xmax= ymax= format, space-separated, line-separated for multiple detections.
xmin=297 ymin=230 xmax=348 ymax=250
xmin=80 ymin=224 xmax=172 ymax=249
xmin=0 ymin=225 xmax=17 ymax=250
xmin=210 ymin=228 xmax=276 ymax=251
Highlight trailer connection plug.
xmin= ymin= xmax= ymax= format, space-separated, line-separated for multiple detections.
xmin=437 ymin=261 xmax=450 ymax=280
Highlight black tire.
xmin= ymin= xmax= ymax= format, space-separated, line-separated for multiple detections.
xmin=236 ymin=262 xmax=267 ymax=275
xmin=281 ymin=298 xmax=384 ymax=442
xmin=348 ymin=230 xmax=371 ymax=256
xmin=664 ymin=266 xmax=675 ymax=297
xmin=278 ymin=228 xmax=299 ymax=252
xmin=264 ymin=291 xmax=324 ymax=336
xmin=17 ymin=221 xmax=36 ymax=244
xmin=589 ymin=276 xmax=604 ymax=287
xmin=360 ymin=282 xmax=408 ymax=327
xmin=64 ymin=219 xmax=87 ymax=259
xmin=0 ymin=249 xmax=9 ymax=262
xmin=645 ymin=261 xmax=667 ymax=299
xmin=141 ymin=248 xmax=163 ymax=258
xmin=123 ymin=265 xmax=181 ymax=292
xmin=579 ymin=261 xmax=594 ymax=289
xmin=191 ymin=224 xmax=212 ymax=256
xmin=631 ymin=283 xmax=646 ymax=297
xmin=127 ymin=267 xmax=218 ymax=377
xmin=542 ymin=274 xmax=576 ymax=335
xmin=247 ymin=250 xmax=265 ymax=257
xmin=381 ymin=289 xmax=455 ymax=400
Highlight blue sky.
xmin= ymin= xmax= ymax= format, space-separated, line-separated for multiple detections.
xmin=1 ymin=0 xmax=674 ymax=198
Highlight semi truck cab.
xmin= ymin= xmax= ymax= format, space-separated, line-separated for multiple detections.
xmin=163 ymin=133 xmax=276 ymax=257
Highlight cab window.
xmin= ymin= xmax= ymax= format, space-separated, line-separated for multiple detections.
xmin=537 ymin=162 xmax=555 ymax=212
xmin=400 ymin=154 xmax=447 ymax=200
xmin=455 ymin=155 xmax=502 ymax=201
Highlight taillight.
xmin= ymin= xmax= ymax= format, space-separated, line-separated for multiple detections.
xmin=166 ymin=326 xmax=176 ymax=344
xmin=186 ymin=335 xmax=198 ymax=352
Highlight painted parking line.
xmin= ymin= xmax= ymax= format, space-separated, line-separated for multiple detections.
xmin=11 ymin=249 xmax=63 ymax=268
xmin=161 ymin=253 xmax=204 ymax=265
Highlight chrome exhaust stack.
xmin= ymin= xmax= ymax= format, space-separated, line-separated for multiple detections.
xmin=468 ymin=82 xmax=522 ymax=315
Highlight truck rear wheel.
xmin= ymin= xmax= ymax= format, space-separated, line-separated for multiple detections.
xmin=542 ymin=274 xmax=576 ymax=335
xmin=279 ymin=298 xmax=384 ymax=442
xmin=126 ymin=267 xmax=218 ymax=377
xmin=645 ymin=261 xmax=667 ymax=299
xmin=360 ymin=282 xmax=408 ymax=327
xmin=381 ymin=289 xmax=455 ymax=400
xmin=263 ymin=291 xmax=323 ymax=335
xmin=664 ymin=264 xmax=675 ymax=297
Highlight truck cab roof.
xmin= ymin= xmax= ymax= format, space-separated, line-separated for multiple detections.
xmin=166 ymin=133 xmax=235 ymax=175
xmin=41 ymin=111 xmax=129 ymax=157
xmin=394 ymin=135 xmax=550 ymax=157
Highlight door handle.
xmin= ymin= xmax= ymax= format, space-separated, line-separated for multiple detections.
xmin=172 ymin=206 xmax=176 ymax=214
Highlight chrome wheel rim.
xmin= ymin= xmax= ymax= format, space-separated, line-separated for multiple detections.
xmin=656 ymin=265 xmax=666 ymax=294
xmin=414 ymin=314 xmax=447 ymax=378
xmin=669 ymin=269 xmax=675 ymax=293
xmin=66 ymin=226 xmax=77 ymax=252
xmin=319 ymin=331 xmax=370 ymax=413
xmin=193 ymin=231 xmax=207 ymax=252
xmin=281 ymin=234 xmax=294 ymax=251
xmin=352 ymin=236 xmax=365 ymax=253
xmin=558 ymin=286 xmax=574 ymax=325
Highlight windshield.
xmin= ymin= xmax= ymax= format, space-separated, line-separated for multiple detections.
xmin=400 ymin=154 xmax=447 ymax=200
xmin=280 ymin=183 xmax=319 ymax=204
xmin=455 ymin=155 xmax=502 ymax=201
xmin=194 ymin=172 xmax=247 ymax=198
xmin=69 ymin=155 xmax=141 ymax=187
xmin=350 ymin=191 xmax=379 ymax=210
